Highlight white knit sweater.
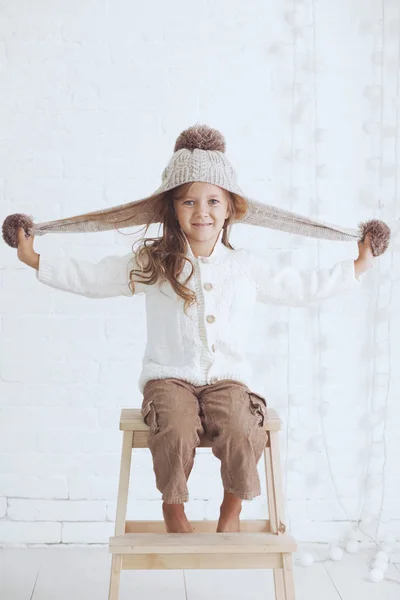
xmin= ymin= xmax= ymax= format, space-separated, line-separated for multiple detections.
xmin=36 ymin=231 xmax=363 ymax=394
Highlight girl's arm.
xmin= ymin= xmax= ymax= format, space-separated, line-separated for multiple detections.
xmin=36 ymin=252 xmax=145 ymax=298
xmin=243 ymin=233 xmax=375 ymax=307
xmin=17 ymin=227 xmax=146 ymax=298
xmin=244 ymin=252 xmax=371 ymax=307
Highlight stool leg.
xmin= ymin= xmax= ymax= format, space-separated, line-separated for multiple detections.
xmin=108 ymin=430 xmax=134 ymax=600
xmin=263 ymin=431 xmax=286 ymax=534
xmin=264 ymin=432 xmax=296 ymax=599
xmin=109 ymin=556 xmax=123 ymax=600
xmin=273 ymin=554 xmax=295 ymax=600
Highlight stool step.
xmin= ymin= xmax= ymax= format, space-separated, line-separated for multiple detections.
xmin=125 ymin=519 xmax=271 ymax=534
xmin=110 ymin=532 xmax=297 ymax=555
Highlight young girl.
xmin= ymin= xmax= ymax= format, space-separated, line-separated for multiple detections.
xmin=15 ymin=125 xmax=377 ymax=534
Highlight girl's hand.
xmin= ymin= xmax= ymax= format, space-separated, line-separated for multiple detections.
xmin=354 ymin=233 xmax=374 ymax=278
xmin=17 ymin=227 xmax=40 ymax=270
xmin=357 ymin=233 xmax=374 ymax=268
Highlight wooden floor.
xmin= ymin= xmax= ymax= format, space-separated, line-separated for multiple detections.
xmin=0 ymin=545 xmax=399 ymax=600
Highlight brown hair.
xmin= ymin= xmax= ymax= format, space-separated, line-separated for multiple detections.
xmin=128 ymin=183 xmax=248 ymax=312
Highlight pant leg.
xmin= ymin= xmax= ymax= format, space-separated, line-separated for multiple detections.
xmin=142 ymin=378 xmax=204 ymax=503
xmin=199 ymin=380 xmax=268 ymax=500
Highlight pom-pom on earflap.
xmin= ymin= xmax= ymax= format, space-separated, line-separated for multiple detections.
xmin=2 ymin=213 xmax=35 ymax=249
xmin=359 ymin=219 xmax=391 ymax=257
xmin=174 ymin=124 xmax=226 ymax=153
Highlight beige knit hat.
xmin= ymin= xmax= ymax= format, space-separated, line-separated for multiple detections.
xmin=2 ymin=124 xmax=397 ymax=256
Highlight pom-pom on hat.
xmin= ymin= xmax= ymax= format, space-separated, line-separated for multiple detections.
xmin=2 ymin=124 xmax=397 ymax=256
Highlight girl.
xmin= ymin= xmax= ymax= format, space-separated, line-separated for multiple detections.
xmin=14 ymin=125 xmax=380 ymax=534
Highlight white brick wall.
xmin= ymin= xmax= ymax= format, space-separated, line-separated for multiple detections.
xmin=7 ymin=500 xmax=107 ymax=522
xmin=1 ymin=0 xmax=399 ymax=546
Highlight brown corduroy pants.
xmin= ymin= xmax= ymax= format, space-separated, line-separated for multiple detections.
xmin=141 ymin=378 xmax=268 ymax=503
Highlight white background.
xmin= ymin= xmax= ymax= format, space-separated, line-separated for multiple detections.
xmin=0 ymin=0 xmax=399 ymax=546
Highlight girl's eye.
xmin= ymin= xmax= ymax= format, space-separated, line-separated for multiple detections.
xmin=182 ymin=199 xmax=219 ymax=206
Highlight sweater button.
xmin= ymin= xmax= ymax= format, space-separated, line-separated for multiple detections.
xmin=211 ymin=344 xmax=216 ymax=353
xmin=204 ymin=283 xmax=213 ymax=291
xmin=206 ymin=315 xmax=216 ymax=324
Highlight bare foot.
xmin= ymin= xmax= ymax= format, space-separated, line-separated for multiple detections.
xmin=162 ymin=502 xmax=193 ymax=533
xmin=217 ymin=491 xmax=242 ymax=532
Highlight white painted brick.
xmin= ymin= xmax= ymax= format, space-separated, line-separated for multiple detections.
xmin=0 ymin=430 xmax=37 ymax=453
xmin=51 ymin=294 xmax=127 ymax=317
xmin=2 ymin=316 xmax=105 ymax=342
xmin=241 ymin=495 xmax=269 ymax=520
xmin=0 ymin=476 xmax=68 ymax=499
xmin=62 ymin=522 xmax=114 ymax=544
xmin=6 ymin=178 xmax=103 ymax=210
xmin=286 ymin=498 xmax=361 ymax=522
xmin=7 ymin=500 xmax=106 ymax=522
xmin=0 ymin=290 xmax=53 ymax=315
xmin=185 ymin=500 xmax=207 ymax=521
xmin=0 ymin=407 xmax=99 ymax=432
xmin=0 ymin=360 xmax=100 ymax=385
xmin=66 ymin=383 xmax=135 ymax=408
xmin=97 ymin=408 xmax=128 ymax=431
xmin=68 ymin=477 xmax=119 ymax=500
xmin=1 ymin=453 xmax=119 ymax=478
xmin=106 ymin=502 xmax=117 ymax=522
xmin=98 ymin=360 xmax=142 ymax=384
xmin=292 ymin=520 xmax=351 ymax=544
xmin=1 ymin=268 xmax=56 ymax=294
xmin=0 ymin=156 xmax=62 ymax=180
xmin=107 ymin=499 xmax=163 ymax=522
xmin=0 ymin=382 xmax=69 ymax=406
xmin=36 ymin=431 xmax=121 ymax=454
xmin=0 ymin=521 xmax=61 ymax=544
xmin=64 ymin=454 xmax=120 ymax=479
xmin=0 ymin=498 xmax=7 ymax=518
xmin=187 ymin=453 xmax=222 ymax=500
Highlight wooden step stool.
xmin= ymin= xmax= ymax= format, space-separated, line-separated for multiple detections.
xmin=108 ymin=407 xmax=297 ymax=600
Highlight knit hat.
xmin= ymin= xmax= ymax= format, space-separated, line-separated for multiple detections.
xmin=2 ymin=124 xmax=397 ymax=256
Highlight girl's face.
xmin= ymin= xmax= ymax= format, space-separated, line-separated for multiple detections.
xmin=173 ymin=182 xmax=230 ymax=248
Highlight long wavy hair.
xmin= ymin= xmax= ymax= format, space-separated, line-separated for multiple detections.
xmin=128 ymin=182 xmax=248 ymax=312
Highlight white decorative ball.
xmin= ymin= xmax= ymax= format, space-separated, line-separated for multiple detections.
xmin=345 ymin=540 xmax=359 ymax=554
xmin=369 ymin=568 xmax=384 ymax=583
xmin=299 ymin=553 xmax=314 ymax=567
xmin=329 ymin=547 xmax=343 ymax=561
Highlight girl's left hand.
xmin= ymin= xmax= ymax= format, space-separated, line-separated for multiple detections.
xmin=357 ymin=233 xmax=374 ymax=268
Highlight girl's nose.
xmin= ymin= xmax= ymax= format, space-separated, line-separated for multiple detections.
xmin=194 ymin=203 xmax=210 ymax=217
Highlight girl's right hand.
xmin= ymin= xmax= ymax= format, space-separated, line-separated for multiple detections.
xmin=17 ymin=227 xmax=40 ymax=270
